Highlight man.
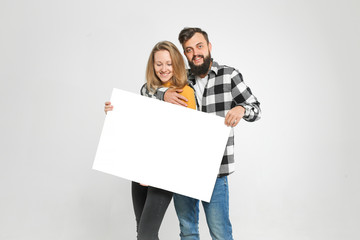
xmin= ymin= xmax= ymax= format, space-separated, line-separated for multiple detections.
xmin=141 ymin=27 xmax=261 ymax=240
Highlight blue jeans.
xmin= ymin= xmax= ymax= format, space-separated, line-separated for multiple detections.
xmin=173 ymin=176 xmax=233 ymax=240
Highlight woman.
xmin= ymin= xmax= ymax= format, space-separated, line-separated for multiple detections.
xmin=104 ymin=41 xmax=196 ymax=239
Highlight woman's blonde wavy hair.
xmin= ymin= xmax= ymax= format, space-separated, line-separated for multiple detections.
xmin=146 ymin=41 xmax=187 ymax=93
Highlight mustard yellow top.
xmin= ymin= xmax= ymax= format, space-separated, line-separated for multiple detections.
xmin=162 ymin=81 xmax=196 ymax=110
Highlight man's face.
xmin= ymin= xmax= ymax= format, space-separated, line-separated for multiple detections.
xmin=183 ymin=33 xmax=212 ymax=76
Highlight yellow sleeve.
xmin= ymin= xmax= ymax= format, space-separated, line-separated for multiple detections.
xmin=180 ymin=85 xmax=197 ymax=110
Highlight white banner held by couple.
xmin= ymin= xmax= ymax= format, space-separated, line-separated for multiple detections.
xmin=93 ymin=88 xmax=231 ymax=202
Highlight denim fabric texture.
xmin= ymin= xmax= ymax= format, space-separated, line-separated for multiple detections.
xmin=132 ymin=182 xmax=173 ymax=240
xmin=173 ymin=176 xmax=233 ymax=240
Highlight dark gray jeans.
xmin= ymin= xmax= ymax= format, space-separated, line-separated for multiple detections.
xmin=132 ymin=182 xmax=173 ymax=240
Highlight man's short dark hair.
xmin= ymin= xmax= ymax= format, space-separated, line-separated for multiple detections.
xmin=178 ymin=27 xmax=210 ymax=45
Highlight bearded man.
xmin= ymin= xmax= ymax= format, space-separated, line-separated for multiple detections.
xmin=142 ymin=27 xmax=261 ymax=240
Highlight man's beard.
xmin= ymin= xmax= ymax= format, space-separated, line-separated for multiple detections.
xmin=188 ymin=54 xmax=212 ymax=76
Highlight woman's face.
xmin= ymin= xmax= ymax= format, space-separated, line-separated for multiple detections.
xmin=154 ymin=50 xmax=173 ymax=83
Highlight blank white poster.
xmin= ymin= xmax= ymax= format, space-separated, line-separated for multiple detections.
xmin=93 ymin=88 xmax=230 ymax=202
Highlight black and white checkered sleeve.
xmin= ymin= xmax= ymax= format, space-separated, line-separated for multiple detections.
xmin=230 ymin=70 xmax=261 ymax=122
xmin=140 ymin=83 xmax=168 ymax=100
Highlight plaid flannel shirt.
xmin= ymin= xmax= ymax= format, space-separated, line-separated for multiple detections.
xmin=140 ymin=61 xmax=261 ymax=176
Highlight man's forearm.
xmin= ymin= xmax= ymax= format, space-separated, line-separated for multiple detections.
xmin=140 ymin=84 xmax=168 ymax=100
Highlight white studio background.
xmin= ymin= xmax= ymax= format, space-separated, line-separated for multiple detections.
xmin=0 ymin=0 xmax=359 ymax=239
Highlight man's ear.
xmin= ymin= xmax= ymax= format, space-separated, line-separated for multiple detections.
xmin=208 ymin=42 xmax=212 ymax=52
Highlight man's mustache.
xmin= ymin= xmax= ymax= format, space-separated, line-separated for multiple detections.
xmin=192 ymin=55 xmax=204 ymax=61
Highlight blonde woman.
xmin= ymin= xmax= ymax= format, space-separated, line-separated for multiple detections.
xmin=104 ymin=41 xmax=196 ymax=239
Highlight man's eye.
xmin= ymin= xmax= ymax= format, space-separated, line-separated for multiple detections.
xmin=186 ymin=49 xmax=192 ymax=53
xmin=198 ymin=45 xmax=203 ymax=49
